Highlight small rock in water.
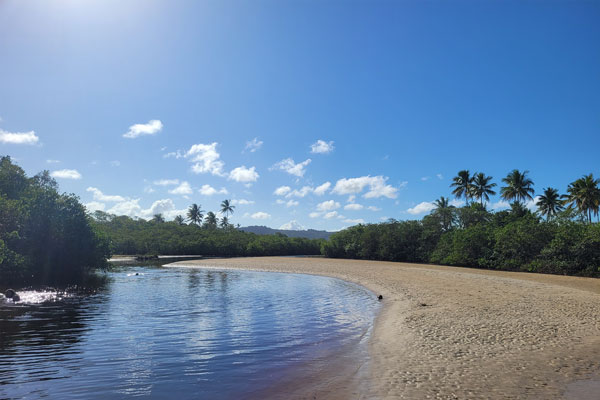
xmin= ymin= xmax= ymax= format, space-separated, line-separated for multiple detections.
xmin=378 ymin=295 xmax=383 ymax=300
xmin=5 ymin=289 xmax=16 ymax=299
xmin=12 ymin=294 xmax=20 ymax=302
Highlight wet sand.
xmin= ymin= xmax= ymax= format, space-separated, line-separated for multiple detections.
xmin=170 ymin=257 xmax=600 ymax=399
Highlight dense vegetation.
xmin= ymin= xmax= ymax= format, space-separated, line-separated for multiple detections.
xmin=323 ymin=170 xmax=600 ymax=277
xmin=0 ymin=156 xmax=110 ymax=286
xmin=91 ymin=211 xmax=323 ymax=257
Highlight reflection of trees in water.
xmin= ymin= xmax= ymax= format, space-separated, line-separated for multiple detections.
xmin=0 ymin=280 xmax=110 ymax=385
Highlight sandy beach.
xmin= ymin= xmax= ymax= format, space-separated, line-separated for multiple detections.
xmin=170 ymin=257 xmax=600 ymax=399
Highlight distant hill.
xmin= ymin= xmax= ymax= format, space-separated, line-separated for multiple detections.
xmin=239 ymin=225 xmax=332 ymax=240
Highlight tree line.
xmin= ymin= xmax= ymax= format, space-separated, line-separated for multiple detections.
xmin=323 ymin=169 xmax=600 ymax=277
xmin=0 ymin=156 xmax=110 ymax=286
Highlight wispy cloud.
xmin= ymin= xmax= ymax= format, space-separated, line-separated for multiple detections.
xmin=123 ymin=120 xmax=163 ymax=139
xmin=169 ymin=181 xmax=193 ymax=195
xmin=250 ymin=211 xmax=271 ymax=220
xmin=87 ymin=187 xmax=125 ymax=202
xmin=271 ymin=158 xmax=311 ymax=177
xmin=153 ymin=179 xmax=180 ymax=186
xmin=0 ymin=129 xmax=39 ymax=145
xmin=244 ymin=137 xmax=263 ymax=153
xmin=46 ymin=159 xmax=60 ymax=164
xmin=199 ymin=184 xmax=228 ymax=196
xmin=51 ymin=169 xmax=82 ymax=180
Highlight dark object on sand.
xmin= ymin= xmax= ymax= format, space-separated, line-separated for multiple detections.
xmin=378 ymin=295 xmax=383 ymax=300
xmin=419 ymin=303 xmax=429 ymax=307
xmin=12 ymin=294 xmax=20 ymax=302
xmin=136 ymin=255 xmax=159 ymax=261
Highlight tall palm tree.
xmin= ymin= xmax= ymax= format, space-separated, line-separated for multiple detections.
xmin=450 ymin=170 xmax=473 ymax=205
xmin=562 ymin=174 xmax=600 ymax=223
xmin=500 ymin=169 xmax=535 ymax=206
xmin=433 ymin=196 xmax=455 ymax=232
xmin=220 ymin=199 xmax=235 ymax=218
xmin=174 ymin=215 xmax=185 ymax=225
xmin=187 ymin=203 xmax=204 ymax=226
xmin=152 ymin=213 xmax=165 ymax=223
xmin=536 ymin=188 xmax=563 ymax=221
xmin=471 ymin=172 xmax=496 ymax=206
xmin=204 ymin=211 xmax=218 ymax=229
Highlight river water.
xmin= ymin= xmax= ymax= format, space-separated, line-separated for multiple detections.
xmin=0 ymin=264 xmax=379 ymax=399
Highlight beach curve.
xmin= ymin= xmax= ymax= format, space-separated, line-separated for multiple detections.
xmin=168 ymin=257 xmax=600 ymax=399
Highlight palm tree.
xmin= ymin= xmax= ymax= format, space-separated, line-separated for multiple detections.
xmin=500 ymin=169 xmax=535 ymax=206
xmin=220 ymin=216 xmax=230 ymax=229
xmin=187 ymin=203 xmax=204 ymax=226
xmin=204 ymin=211 xmax=218 ymax=229
xmin=471 ymin=172 xmax=496 ymax=206
xmin=220 ymin=199 xmax=235 ymax=218
xmin=450 ymin=170 xmax=473 ymax=205
xmin=174 ymin=215 xmax=185 ymax=225
xmin=152 ymin=213 xmax=165 ymax=223
xmin=536 ymin=187 xmax=563 ymax=221
xmin=562 ymin=174 xmax=600 ymax=223
xmin=433 ymin=196 xmax=455 ymax=232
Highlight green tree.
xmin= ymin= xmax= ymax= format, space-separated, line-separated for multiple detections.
xmin=500 ymin=169 xmax=535 ymax=206
xmin=220 ymin=199 xmax=235 ymax=218
xmin=152 ymin=213 xmax=165 ymax=223
xmin=204 ymin=211 xmax=218 ymax=229
xmin=187 ymin=203 xmax=204 ymax=226
xmin=450 ymin=170 xmax=474 ymax=205
xmin=563 ymin=174 xmax=600 ymax=223
xmin=432 ymin=196 xmax=455 ymax=232
xmin=536 ymin=187 xmax=563 ymax=221
xmin=472 ymin=172 xmax=496 ymax=206
xmin=220 ymin=216 xmax=230 ymax=229
xmin=173 ymin=215 xmax=185 ymax=225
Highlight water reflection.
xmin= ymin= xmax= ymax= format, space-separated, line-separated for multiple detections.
xmin=0 ymin=266 xmax=379 ymax=399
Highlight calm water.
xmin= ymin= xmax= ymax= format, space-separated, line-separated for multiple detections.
xmin=0 ymin=265 xmax=379 ymax=399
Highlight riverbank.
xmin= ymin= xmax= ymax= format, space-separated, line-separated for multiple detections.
xmin=170 ymin=257 xmax=600 ymax=399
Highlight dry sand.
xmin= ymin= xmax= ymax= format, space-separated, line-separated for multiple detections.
xmin=170 ymin=257 xmax=600 ymax=399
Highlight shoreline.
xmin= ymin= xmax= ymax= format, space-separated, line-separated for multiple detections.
xmin=169 ymin=257 xmax=600 ymax=399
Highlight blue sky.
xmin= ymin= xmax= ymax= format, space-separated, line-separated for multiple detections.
xmin=1 ymin=0 xmax=599 ymax=231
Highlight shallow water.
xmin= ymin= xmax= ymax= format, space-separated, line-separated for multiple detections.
xmin=0 ymin=265 xmax=379 ymax=399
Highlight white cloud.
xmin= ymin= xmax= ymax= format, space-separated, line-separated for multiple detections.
xmin=185 ymin=142 xmax=225 ymax=176
xmin=0 ymin=129 xmax=39 ymax=145
xmin=309 ymin=212 xmax=321 ymax=218
xmin=526 ymin=196 xmax=540 ymax=211
xmin=406 ymin=201 xmax=436 ymax=215
xmin=450 ymin=199 xmax=465 ymax=207
xmin=244 ymin=137 xmax=263 ymax=153
xmin=271 ymin=158 xmax=311 ymax=177
xmin=310 ymin=140 xmax=334 ymax=154
xmin=251 ymin=211 xmax=271 ymax=220
xmin=46 ymin=159 xmax=60 ymax=164
xmin=344 ymin=203 xmax=364 ymax=211
xmin=84 ymin=201 xmax=105 ymax=212
xmin=437 ymin=174 xmax=444 ymax=180
xmin=279 ymin=220 xmax=305 ymax=230
xmin=367 ymin=206 xmax=381 ymax=211
xmin=287 ymin=186 xmax=313 ymax=198
xmin=154 ymin=179 xmax=180 ymax=186
xmin=51 ymin=169 xmax=82 ymax=180
xmin=169 ymin=181 xmax=193 ymax=195
xmin=232 ymin=199 xmax=254 ymax=205
xmin=421 ymin=176 xmax=430 ymax=181
xmin=87 ymin=187 xmax=126 ymax=202
xmin=229 ymin=166 xmax=259 ymax=183
xmin=313 ymin=182 xmax=331 ymax=196
xmin=343 ymin=218 xmax=365 ymax=224
xmin=123 ymin=119 xmax=163 ymax=139
xmin=163 ymin=151 xmax=183 ymax=159
xmin=110 ymin=160 xmax=121 ymax=167
xmin=491 ymin=200 xmax=511 ymax=210
xmin=144 ymin=186 xmax=155 ymax=193
xmin=317 ymin=200 xmax=341 ymax=212
xmin=332 ymin=175 xmax=399 ymax=199
xmin=324 ymin=211 xmax=339 ymax=219
xmin=286 ymin=200 xmax=299 ymax=207
xmin=274 ymin=186 xmax=292 ymax=196
xmin=199 ymin=184 xmax=228 ymax=196
xmin=107 ymin=199 xmax=141 ymax=217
